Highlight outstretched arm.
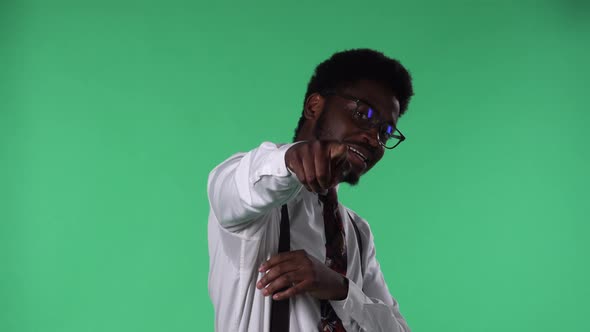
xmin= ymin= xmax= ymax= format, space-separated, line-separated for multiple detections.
xmin=207 ymin=142 xmax=303 ymax=231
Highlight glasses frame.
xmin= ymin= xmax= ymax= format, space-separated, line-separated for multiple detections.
xmin=320 ymin=90 xmax=406 ymax=150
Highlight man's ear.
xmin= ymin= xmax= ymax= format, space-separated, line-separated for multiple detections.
xmin=303 ymin=93 xmax=325 ymax=120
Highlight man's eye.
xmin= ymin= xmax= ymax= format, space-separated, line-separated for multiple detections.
xmin=356 ymin=108 xmax=373 ymax=120
xmin=353 ymin=110 xmax=367 ymax=120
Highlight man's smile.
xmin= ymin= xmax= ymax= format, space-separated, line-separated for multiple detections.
xmin=347 ymin=145 xmax=370 ymax=172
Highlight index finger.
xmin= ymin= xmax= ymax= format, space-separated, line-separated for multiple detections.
xmin=258 ymin=251 xmax=297 ymax=272
xmin=329 ymin=143 xmax=350 ymax=185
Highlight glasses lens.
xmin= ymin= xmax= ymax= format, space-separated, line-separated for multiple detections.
xmin=353 ymin=103 xmax=378 ymax=128
xmin=380 ymin=124 xmax=402 ymax=149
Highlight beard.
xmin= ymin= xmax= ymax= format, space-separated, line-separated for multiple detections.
xmin=342 ymin=169 xmax=361 ymax=186
xmin=312 ymin=108 xmax=362 ymax=187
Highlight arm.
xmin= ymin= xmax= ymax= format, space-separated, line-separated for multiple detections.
xmin=329 ymin=223 xmax=411 ymax=332
xmin=207 ymin=142 xmax=303 ymax=231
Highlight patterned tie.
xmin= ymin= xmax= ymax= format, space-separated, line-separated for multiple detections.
xmin=317 ymin=188 xmax=347 ymax=332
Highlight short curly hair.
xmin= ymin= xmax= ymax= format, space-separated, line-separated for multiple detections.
xmin=293 ymin=48 xmax=414 ymax=141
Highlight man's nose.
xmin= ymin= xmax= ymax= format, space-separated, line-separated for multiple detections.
xmin=359 ymin=126 xmax=380 ymax=148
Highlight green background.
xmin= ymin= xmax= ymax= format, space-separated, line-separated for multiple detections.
xmin=2 ymin=1 xmax=589 ymax=331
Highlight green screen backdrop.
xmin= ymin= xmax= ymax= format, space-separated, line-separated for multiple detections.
xmin=2 ymin=0 xmax=589 ymax=331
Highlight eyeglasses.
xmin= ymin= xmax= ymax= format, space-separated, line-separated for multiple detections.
xmin=320 ymin=91 xmax=406 ymax=149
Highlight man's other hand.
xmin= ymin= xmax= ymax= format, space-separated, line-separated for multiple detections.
xmin=256 ymin=249 xmax=349 ymax=301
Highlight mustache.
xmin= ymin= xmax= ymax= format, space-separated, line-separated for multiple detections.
xmin=342 ymin=140 xmax=371 ymax=149
xmin=342 ymin=140 xmax=376 ymax=155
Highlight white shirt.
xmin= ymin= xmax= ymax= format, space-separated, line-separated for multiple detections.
xmin=207 ymin=141 xmax=411 ymax=332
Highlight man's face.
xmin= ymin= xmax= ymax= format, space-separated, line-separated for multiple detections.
xmin=312 ymin=79 xmax=401 ymax=185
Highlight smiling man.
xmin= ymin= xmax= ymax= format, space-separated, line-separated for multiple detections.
xmin=207 ymin=49 xmax=414 ymax=331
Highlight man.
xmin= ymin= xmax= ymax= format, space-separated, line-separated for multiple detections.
xmin=207 ymin=49 xmax=414 ymax=331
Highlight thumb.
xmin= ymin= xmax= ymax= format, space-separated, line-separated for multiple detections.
xmin=329 ymin=143 xmax=348 ymax=164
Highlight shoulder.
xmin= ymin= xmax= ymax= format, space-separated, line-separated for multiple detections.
xmin=208 ymin=141 xmax=286 ymax=175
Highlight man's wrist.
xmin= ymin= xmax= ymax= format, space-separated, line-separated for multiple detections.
xmin=284 ymin=141 xmax=307 ymax=175
xmin=332 ymin=276 xmax=349 ymax=301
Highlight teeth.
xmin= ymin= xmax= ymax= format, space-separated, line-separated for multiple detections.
xmin=349 ymin=146 xmax=367 ymax=161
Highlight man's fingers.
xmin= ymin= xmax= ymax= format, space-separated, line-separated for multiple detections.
xmin=260 ymin=271 xmax=302 ymax=296
xmin=272 ymin=280 xmax=313 ymax=301
xmin=258 ymin=250 xmax=299 ymax=272
xmin=287 ymin=141 xmax=351 ymax=191
xmin=285 ymin=144 xmax=313 ymax=192
xmin=288 ymin=156 xmax=309 ymax=192
xmin=329 ymin=143 xmax=350 ymax=186
xmin=330 ymin=143 xmax=348 ymax=165
xmin=256 ymin=263 xmax=299 ymax=290
xmin=314 ymin=146 xmax=331 ymax=190
xmin=302 ymin=148 xmax=321 ymax=192
xmin=331 ymin=157 xmax=351 ymax=186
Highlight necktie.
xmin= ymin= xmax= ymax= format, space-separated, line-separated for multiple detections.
xmin=317 ymin=188 xmax=347 ymax=332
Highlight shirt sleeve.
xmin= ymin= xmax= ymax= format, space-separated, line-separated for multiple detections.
xmin=207 ymin=141 xmax=304 ymax=232
xmin=329 ymin=217 xmax=411 ymax=332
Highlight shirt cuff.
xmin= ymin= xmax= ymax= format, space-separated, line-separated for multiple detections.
xmin=254 ymin=141 xmax=306 ymax=180
xmin=329 ymin=278 xmax=365 ymax=325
